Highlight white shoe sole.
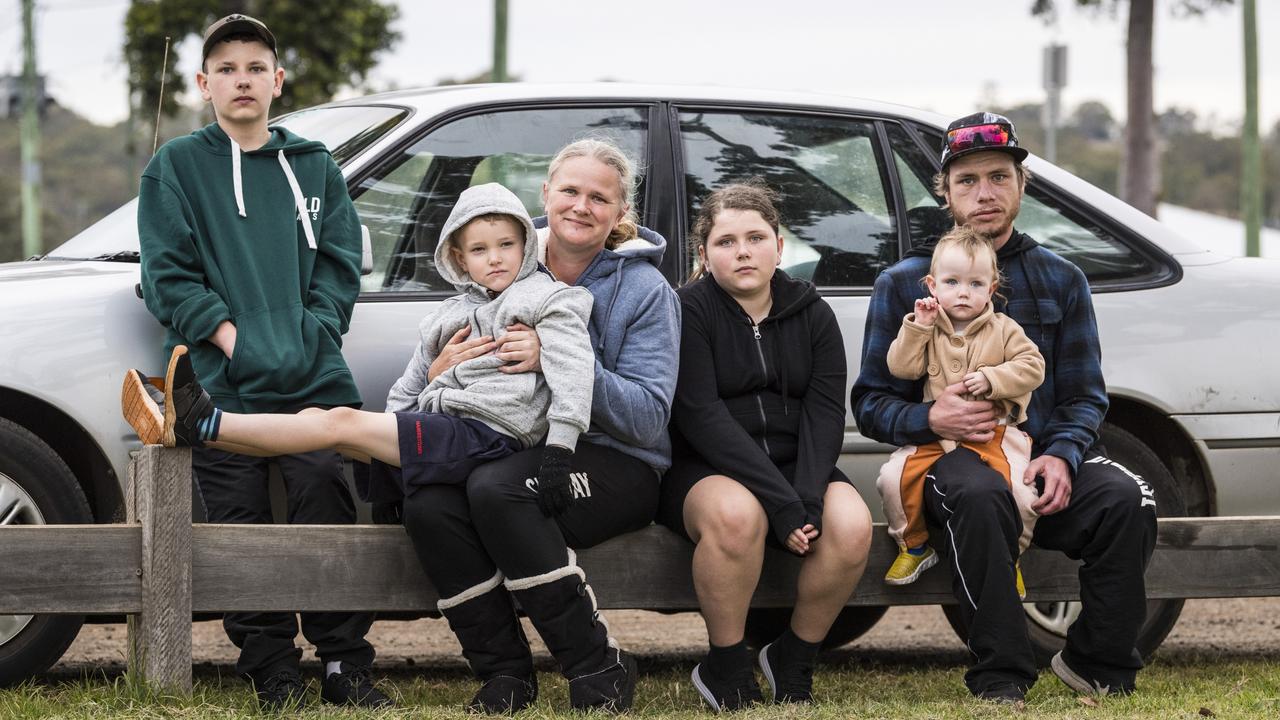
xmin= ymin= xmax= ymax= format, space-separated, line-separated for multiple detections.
xmin=757 ymin=644 xmax=777 ymax=702
xmin=1051 ymin=651 xmax=1111 ymax=696
xmin=884 ymin=550 xmax=939 ymax=586
xmin=691 ymin=664 xmax=723 ymax=712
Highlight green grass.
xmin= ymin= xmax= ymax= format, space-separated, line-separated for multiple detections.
xmin=3 ymin=655 xmax=1278 ymax=719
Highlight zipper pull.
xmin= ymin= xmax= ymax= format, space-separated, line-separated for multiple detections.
xmin=752 ymin=324 xmax=761 ymax=340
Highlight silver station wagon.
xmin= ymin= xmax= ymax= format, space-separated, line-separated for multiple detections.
xmin=2 ymin=83 xmax=1277 ymax=684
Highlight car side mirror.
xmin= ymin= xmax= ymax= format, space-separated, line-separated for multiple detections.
xmin=361 ymin=225 xmax=373 ymax=276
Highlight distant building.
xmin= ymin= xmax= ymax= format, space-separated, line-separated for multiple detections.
xmin=1 ymin=74 xmax=47 ymax=119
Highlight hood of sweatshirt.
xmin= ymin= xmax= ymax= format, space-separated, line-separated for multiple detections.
xmin=435 ymin=183 xmax=541 ymax=300
xmin=191 ymin=123 xmax=332 ymax=249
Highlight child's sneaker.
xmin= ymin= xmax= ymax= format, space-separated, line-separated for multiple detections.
xmin=162 ymin=345 xmax=217 ymax=447
xmin=1016 ymin=560 xmax=1026 ymax=600
xmin=884 ymin=546 xmax=937 ymax=585
xmin=121 ymin=370 xmax=165 ymax=445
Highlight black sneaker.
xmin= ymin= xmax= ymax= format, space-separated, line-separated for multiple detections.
xmin=162 ymin=344 xmax=216 ymax=447
xmin=321 ymin=662 xmax=394 ymax=709
xmin=467 ymin=674 xmax=537 ymax=714
xmin=977 ymin=683 xmax=1026 ymax=705
xmin=757 ymin=641 xmax=814 ymax=704
xmin=691 ymin=659 xmax=762 ymax=712
xmin=568 ymin=647 xmax=637 ymax=712
xmin=253 ymin=669 xmax=309 ymax=712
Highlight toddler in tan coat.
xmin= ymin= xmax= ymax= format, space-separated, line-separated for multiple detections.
xmin=876 ymin=227 xmax=1045 ymax=592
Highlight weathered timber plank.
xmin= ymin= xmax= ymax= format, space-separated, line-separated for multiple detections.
xmin=126 ymin=446 xmax=193 ymax=694
xmin=2 ymin=516 xmax=1276 ymax=615
xmin=187 ymin=517 xmax=1280 ymax=612
xmin=0 ymin=525 xmax=142 ymax=613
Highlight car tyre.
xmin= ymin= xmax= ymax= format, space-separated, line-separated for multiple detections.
xmin=744 ymin=605 xmax=889 ymax=650
xmin=0 ymin=417 xmax=93 ymax=687
xmin=941 ymin=422 xmax=1186 ymax=667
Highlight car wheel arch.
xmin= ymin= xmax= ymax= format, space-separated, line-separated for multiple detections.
xmin=1104 ymin=394 xmax=1213 ymax=517
xmin=0 ymin=388 xmax=122 ymax=523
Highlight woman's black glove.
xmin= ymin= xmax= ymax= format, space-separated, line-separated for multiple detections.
xmin=535 ymin=445 xmax=575 ymax=518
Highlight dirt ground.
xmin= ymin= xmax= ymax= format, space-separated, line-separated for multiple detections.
xmin=51 ymin=597 xmax=1280 ymax=676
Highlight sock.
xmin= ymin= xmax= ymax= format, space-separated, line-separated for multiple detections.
xmin=326 ymin=660 xmax=343 ymax=677
xmin=906 ymin=544 xmax=928 ymax=556
xmin=778 ymin=627 xmax=821 ymax=664
xmin=705 ymin=639 xmax=750 ymax=679
xmin=197 ymin=407 xmax=222 ymax=442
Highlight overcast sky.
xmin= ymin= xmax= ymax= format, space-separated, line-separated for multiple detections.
xmin=4 ymin=0 xmax=1275 ymax=132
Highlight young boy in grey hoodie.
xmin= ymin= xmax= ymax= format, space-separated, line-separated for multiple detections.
xmin=122 ymin=182 xmax=596 ymax=517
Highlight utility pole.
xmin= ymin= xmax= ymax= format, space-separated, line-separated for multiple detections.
xmin=1242 ymin=0 xmax=1261 ymax=257
xmin=492 ymin=0 xmax=508 ymax=82
xmin=21 ymin=0 xmax=43 ymax=259
xmin=1042 ymin=43 xmax=1067 ymax=164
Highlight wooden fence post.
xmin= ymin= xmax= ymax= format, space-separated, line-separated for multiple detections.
xmin=126 ymin=446 xmax=193 ymax=695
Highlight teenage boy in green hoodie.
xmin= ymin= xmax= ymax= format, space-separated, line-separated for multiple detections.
xmin=136 ymin=14 xmax=389 ymax=712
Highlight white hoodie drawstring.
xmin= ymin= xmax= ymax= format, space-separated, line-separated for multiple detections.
xmin=230 ymin=139 xmax=247 ymax=218
xmin=277 ymin=150 xmax=317 ymax=249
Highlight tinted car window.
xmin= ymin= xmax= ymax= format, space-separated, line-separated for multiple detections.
xmin=904 ymin=123 xmax=1158 ymax=284
xmin=678 ymin=111 xmax=897 ymax=288
xmin=352 ymin=107 xmax=648 ymax=294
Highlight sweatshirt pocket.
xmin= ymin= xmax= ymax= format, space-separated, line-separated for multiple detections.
xmin=226 ymin=304 xmax=332 ymax=396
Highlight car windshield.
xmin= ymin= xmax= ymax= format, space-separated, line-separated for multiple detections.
xmin=43 ymin=105 xmax=409 ymax=260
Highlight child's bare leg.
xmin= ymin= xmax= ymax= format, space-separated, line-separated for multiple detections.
xmin=208 ymin=407 xmax=401 ymax=466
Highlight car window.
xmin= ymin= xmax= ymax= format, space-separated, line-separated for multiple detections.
xmin=352 ymin=107 xmax=648 ymax=294
xmin=903 ymin=124 xmax=1158 ymax=285
xmin=678 ymin=111 xmax=897 ymax=288
xmin=273 ymin=105 xmax=410 ymax=165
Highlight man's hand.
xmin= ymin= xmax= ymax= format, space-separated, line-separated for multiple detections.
xmin=211 ymin=320 xmax=237 ymax=359
xmin=496 ymin=322 xmax=542 ymax=374
xmin=427 ymin=327 xmax=495 ymax=383
xmin=928 ymin=382 xmax=998 ymax=442
xmin=962 ymin=371 xmax=991 ymax=397
xmin=914 ymin=296 xmax=940 ymax=327
xmin=1026 ymin=454 xmax=1072 ymax=515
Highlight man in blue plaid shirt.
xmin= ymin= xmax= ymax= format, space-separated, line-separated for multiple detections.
xmin=850 ymin=112 xmax=1158 ymax=704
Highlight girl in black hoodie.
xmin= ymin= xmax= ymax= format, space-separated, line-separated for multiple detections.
xmin=659 ymin=181 xmax=872 ymax=710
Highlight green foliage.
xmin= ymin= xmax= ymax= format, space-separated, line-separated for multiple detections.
xmin=124 ymin=0 xmax=400 ymax=125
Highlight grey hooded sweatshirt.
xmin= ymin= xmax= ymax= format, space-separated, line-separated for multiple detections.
xmin=385 ymin=183 xmax=595 ymax=450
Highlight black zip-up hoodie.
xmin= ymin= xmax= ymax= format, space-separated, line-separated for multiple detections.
xmin=670 ymin=271 xmax=847 ymax=546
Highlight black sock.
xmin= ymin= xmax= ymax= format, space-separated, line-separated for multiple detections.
xmin=777 ymin=628 xmax=821 ymax=664
xmin=705 ymin=640 xmax=751 ymax=679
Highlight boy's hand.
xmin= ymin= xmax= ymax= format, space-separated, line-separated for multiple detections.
xmin=428 ymin=327 xmax=495 ymax=382
xmin=929 ymin=382 xmax=997 ymax=442
xmin=963 ymin=371 xmax=991 ymax=397
xmin=914 ymin=297 xmax=939 ymax=326
xmin=497 ymin=322 xmax=543 ymax=374
xmin=211 ymin=320 xmax=237 ymax=359
xmin=535 ymin=445 xmax=575 ymax=517
xmin=1027 ymin=455 xmax=1072 ymax=515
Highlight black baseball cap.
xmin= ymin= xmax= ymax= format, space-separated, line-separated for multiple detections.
xmin=201 ymin=14 xmax=277 ymax=62
xmin=940 ymin=112 xmax=1029 ymax=169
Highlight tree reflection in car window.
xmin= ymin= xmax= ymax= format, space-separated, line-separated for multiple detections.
xmin=679 ymin=112 xmax=897 ymax=288
xmin=353 ymin=107 xmax=648 ymax=294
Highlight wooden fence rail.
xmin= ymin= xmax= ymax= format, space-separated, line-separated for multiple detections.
xmin=2 ymin=446 xmax=1279 ymax=694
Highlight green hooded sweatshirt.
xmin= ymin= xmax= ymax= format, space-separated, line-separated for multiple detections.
xmin=139 ymin=122 xmax=362 ymax=413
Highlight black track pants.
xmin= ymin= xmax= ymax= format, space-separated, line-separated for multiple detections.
xmin=400 ymin=441 xmax=659 ymax=598
xmin=923 ymin=447 xmax=1157 ymax=695
xmin=192 ymin=447 xmax=376 ymax=681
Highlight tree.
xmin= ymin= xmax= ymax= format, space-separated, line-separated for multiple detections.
xmin=125 ymin=0 xmax=399 ymax=138
xmin=1031 ymin=0 xmax=1233 ymax=218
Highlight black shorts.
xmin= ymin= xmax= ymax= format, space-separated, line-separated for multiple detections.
xmin=657 ymin=454 xmax=851 ymax=547
xmin=356 ymin=412 xmax=521 ymax=503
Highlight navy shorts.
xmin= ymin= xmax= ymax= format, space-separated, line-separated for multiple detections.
xmin=356 ymin=412 xmax=521 ymax=503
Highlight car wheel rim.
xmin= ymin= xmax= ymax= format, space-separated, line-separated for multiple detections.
xmin=1024 ymin=600 xmax=1081 ymax=638
xmin=0 ymin=471 xmax=44 ymax=646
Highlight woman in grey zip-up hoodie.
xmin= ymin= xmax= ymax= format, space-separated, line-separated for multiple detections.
xmin=399 ymin=139 xmax=681 ymax=714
